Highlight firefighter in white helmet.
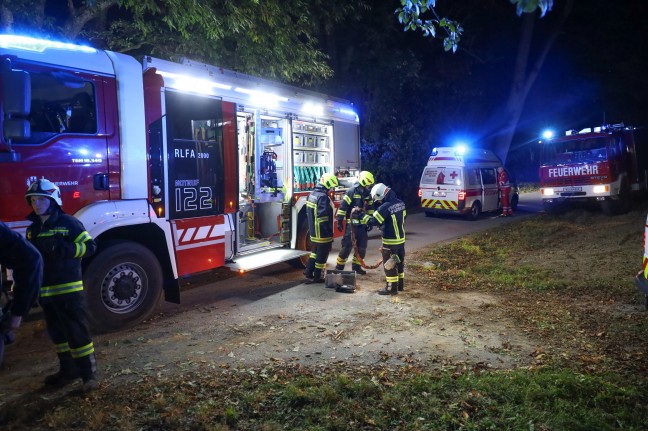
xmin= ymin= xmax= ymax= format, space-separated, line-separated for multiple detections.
xmin=303 ymin=172 xmax=339 ymax=284
xmin=335 ymin=170 xmax=375 ymax=275
xmin=360 ymin=183 xmax=406 ymax=295
xmin=24 ymin=179 xmax=99 ymax=392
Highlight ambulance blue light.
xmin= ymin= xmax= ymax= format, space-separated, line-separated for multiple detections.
xmin=541 ymin=129 xmax=555 ymax=139
xmin=454 ymin=144 xmax=467 ymax=155
xmin=0 ymin=34 xmax=96 ymax=53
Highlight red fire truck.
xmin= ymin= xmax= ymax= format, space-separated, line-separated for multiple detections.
xmin=0 ymin=35 xmax=361 ymax=331
xmin=539 ymin=124 xmax=647 ymax=215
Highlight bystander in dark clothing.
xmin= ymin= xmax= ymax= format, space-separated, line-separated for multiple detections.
xmin=0 ymin=221 xmax=43 ymax=366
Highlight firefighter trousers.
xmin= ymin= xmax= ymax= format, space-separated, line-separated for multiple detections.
xmin=42 ymin=293 xmax=96 ymax=380
xmin=304 ymin=242 xmax=333 ymax=280
xmin=336 ymin=224 xmax=368 ymax=269
xmin=381 ymin=244 xmax=405 ymax=290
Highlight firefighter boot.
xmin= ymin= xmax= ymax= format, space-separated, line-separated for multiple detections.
xmin=44 ymin=352 xmax=80 ymax=387
xmin=398 ymin=279 xmax=404 ymax=292
xmin=378 ymin=283 xmax=397 ymax=296
xmin=335 ymin=265 xmax=345 ymax=271
xmin=352 ymin=264 xmax=367 ymax=275
xmin=305 ymin=269 xmax=324 ymax=284
xmin=76 ymin=353 xmax=98 ymax=393
xmin=303 ymin=265 xmax=314 ymax=282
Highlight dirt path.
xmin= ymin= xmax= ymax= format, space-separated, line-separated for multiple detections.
xmin=0 ymin=261 xmax=539 ymax=404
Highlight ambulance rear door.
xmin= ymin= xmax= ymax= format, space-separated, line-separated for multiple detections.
xmin=479 ymin=166 xmax=499 ymax=212
xmin=420 ymin=165 xmax=463 ymax=213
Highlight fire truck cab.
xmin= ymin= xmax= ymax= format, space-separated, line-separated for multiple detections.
xmin=539 ymin=124 xmax=647 ymax=215
xmin=0 ymin=35 xmax=360 ymax=331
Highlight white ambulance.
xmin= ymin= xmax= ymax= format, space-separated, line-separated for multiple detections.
xmin=418 ymin=146 xmax=518 ymax=220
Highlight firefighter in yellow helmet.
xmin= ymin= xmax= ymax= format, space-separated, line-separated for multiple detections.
xmin=335 ymin=170 xmax=375 ymax=275
xmin=303 ymin=172 xmax=339 ymax=284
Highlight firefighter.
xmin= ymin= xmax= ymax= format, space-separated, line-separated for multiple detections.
xmin=303 ymin=172 xmax=339 ymax=284
xmin=361 ymin=183 xmax=406 ymax=295
xmin=497 ymin=166 xmax=513 ymax=217
xmin=0 ymin=221 xmax=43 ymax=367
xmin=335 ymin=170 xmax=375 ymax=275
xmin=24 ymin=179 xmax=99 ymax=392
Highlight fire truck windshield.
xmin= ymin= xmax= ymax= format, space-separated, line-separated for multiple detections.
xmin=542 ymin=137 xmax=609 ymax=165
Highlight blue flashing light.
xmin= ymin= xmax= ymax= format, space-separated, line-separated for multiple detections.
xmin=454 ymin=143 xmax=468 ymax=156
xmin=541 ymin=129 xmax=555 ymax=139
xmin=339 ymin=107 xmax=359 ymax=122
xmin=0 ymin=34 xmax=96 ymax=54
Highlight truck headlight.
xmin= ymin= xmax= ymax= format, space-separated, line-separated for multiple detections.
xmin=542 ymin=188 xmax=554 ymax=196
xmin=593 ymin=185 xmax=608 ymax=194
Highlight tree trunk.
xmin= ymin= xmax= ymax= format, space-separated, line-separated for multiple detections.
xmin=492 ymin=0 xmax=574 ymax=164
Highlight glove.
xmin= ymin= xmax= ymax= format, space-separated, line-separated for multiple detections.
xmin=337 ymin=219 xmax=344 ymax=232
xmin=40 ymin=236 xmax=67 ymax=258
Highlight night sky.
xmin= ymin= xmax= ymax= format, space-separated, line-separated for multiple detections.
xmin=316 ymin=0 xmax=648 ymax=183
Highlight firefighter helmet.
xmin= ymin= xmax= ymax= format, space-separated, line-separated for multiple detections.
xmin=370 ymin=183 xmax=389 ymax=202
xmin=25 ymin=179 xmax=62 ymax=207
xmin=320 ymin=172 xmax=339 ymax=190
xmin=358 ymin=171 xmax=375 ymax=188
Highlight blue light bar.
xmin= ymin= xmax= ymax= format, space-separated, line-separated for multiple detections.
xmin=0 ymin=34 xmax=96 ymax=53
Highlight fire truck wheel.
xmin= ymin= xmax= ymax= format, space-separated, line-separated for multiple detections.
xmin=424 ymin=210 xmax=435 ymax=218
xmin=83 ymin=241 xmax=163 ymax=333
xmin=602 ymin=181 xmax=631 ymax=216
xmin=467 ymin=202 xmax=481 ymax=221
xmin=542 ymin=201 xmax=563 ymax=214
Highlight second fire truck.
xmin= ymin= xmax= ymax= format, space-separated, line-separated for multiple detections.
xmin=539 ymin=124 xmax=647 ymax=215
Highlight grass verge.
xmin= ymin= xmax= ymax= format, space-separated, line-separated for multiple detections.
xmin=2 ymin=207 xmax=648 ymax=430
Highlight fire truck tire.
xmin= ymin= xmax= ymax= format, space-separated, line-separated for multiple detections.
xmin=290 ymin=219 xmax=312 ymax=268
xmin=83 ymin=241 xmax=163 ymax=333
xmin=542 ymin=201 xmax=563 ymax=214
xmin=601 ymin=183 xmax=631 ymax=216
xmin=424 ymin=210 xmax=435 ymax=218
xmin=467 ymin=202 xmax=481 ymax=221
xmin=511 ymin=193 xmax=519 ymax=211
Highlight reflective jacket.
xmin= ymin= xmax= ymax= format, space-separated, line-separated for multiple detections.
xmin=336 ymin=182 xmax=374 ymax=225
xmin=363 ymin=190 xmax=406 ymax=246
xmin=498 ymin=170 xmax=511 ymax=190
xmin=26 ymin=207 xmax=96 ymax=301
xmin=306 ymin=184 xmax=334 ymax=243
